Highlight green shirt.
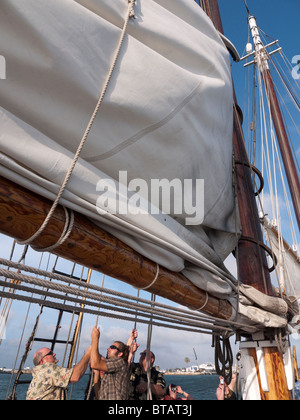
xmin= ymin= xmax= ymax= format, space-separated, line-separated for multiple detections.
xmin=129 ymin=363 xmax=166 ymax=400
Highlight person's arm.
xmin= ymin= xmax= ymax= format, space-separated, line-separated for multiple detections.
xmin=70 ymin=346 xmax=91 ymax=383
xmin=127 ymin=329 xmax=138 ymax=347
xmin=90 ymin=327 xmax=108 ymax=372
xmin=128 ymin=341 xmax=139 ymax=365
xmin=229 ymin=373 xmax=237 ymax=393
xmin=176 ymin=386 xmax=194 ymax=400
xmin=135 ymin=381 xmax=165 ymax=398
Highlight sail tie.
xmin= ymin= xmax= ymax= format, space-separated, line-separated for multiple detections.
xmin=32 ymin=207 xmax=74 ymax=253
xmin=17 ymin=0 xmax=136 ymax=250
xmin=195 ymin=292 xmax=209 ymax=312
xmin=136 ymin=264 xmax=160 ymax=291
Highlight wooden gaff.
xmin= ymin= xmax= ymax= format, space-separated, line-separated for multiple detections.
xmin=0 ymin=175 xmax=233 ymax=321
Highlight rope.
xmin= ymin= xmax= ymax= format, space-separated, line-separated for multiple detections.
xmin=18 ymin=0 xmax=136 ymax=248
xmin=195 ymin=292 xmax=209 ymax=312
xmin=0 ymin=276 xmax=232 ymax=335
xmin=0 ymin=290 xmax=230 ymax=336
xmin=136 ymin=264 xmax=159 ymax=291
xmin=214 ymin=335 xmax=234 ymax=386
xmin=0 ymin=258 xmax=248 ymax=332
xmin=146 ymin=293 xmax=156 ymax=401
xmin=31 ymin=208 xmax=74 ymax=253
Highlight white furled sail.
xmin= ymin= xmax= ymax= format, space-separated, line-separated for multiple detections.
xmin=263 ymin=218 xmax=300 ymax=304
xmin=0 ymin=0 xmax=289 ymax=329
xmin=0 ymin=0 xmax=238 ymax=295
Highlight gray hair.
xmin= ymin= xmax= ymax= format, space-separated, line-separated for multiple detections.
xmin=33 ymin=350 xmax=45 ymax=366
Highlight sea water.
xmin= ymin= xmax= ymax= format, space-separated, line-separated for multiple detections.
xmin=0 ymin=373 xmax=219 ymax=400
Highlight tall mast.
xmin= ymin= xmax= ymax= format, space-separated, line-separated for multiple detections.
xmin=248 ymin=15 xmax=300 ymax=230
xmin=201 ymin=0 xmax=292 ymax=400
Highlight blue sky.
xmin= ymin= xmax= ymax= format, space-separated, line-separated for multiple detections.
xmin=0 ymin=0 xmax=299 ymax=375
xmin=220 ymin=0 xmax=299 ymax=242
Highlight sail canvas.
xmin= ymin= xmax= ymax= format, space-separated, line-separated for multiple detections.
xmin=0 ymin=0 xmax=240 ymax=300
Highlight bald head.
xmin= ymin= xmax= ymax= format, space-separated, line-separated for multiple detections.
xmin=33 ymin=348 xmax=57 ymax=366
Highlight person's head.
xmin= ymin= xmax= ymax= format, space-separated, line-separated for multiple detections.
xmin=139 ymin=350 xmax=155 ymax=372
xmin=33 ymin=348 xmax=58 ymax=366
xmin=106 ymin=341 xmax=129 ymax=362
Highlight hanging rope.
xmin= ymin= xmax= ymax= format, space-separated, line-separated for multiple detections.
xmin=214 ymin=335 xmax=234 ymax=386
xmin=146 ymin=293 xmax=156 ymax=401
xmin=18 ymin=0 xmax=136 ymax=249
xmin=243 ymin=0 xmax=251 ymax=15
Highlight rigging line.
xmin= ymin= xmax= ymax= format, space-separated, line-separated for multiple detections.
xmin=0 ymin=291 xmax=231 ymax=336
xmin=0 ymin=278 xmax=234 ymax=334
xmin=0 ymin=265 xmax=248 ymax=331
xmin=258 ymin=66 xmax=277 ymax=220
xmin=0 ymin=266 xmax=237 ymax=333
xmin=269 ymin=75 xmax=300 ymax=171
xmin=5 ymin=250 xmax=48 ymax=400
xmin=269 ymin=56 xmax=300 ymax=111
xmin=95 ymin=273 xmax=105 ymax=327
xmin=17 ymin=0 xmax=136 ymax=248
xmin=242 ymin=0 xmax=251 ymax=16
xmin=270 ymin=80 xmax=300 ymax=173
xmin=280 ymin=50 xmax=300 ymax=91
xmin=61 ymin=264 xmax=85 ymax=368
xmin=250 ymin=63 xmax=258 ymax=166
xmin=85 ymin=271 xmax=105 ymax=401
xmin=0 ymin=258 xmax=241 ymax=328
xmin=146 ymin=293 xmax=155 ymax=401
xmin=270 ymin=128 xmax=298 ymax=248
xmin=69 ymin=311 xmax=84 ymax=401
xmin=255 ymin=74 xmax=297 ymax=287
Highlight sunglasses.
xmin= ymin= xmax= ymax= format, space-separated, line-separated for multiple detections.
xmin=140 ymin=352 xmax=154 ymax=359
xmin=40 ymin=350 xmax=54 ymax=363
xmin=109 ymin=345 xmax=121 ymax=352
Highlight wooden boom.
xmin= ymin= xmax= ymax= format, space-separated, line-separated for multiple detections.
xmin=0 ymin=175 xmax=233 ymax=321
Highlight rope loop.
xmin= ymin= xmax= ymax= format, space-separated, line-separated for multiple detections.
xmin=137 ymin=264 xmax=160 ymax=291
xmin=195 ymin=292 xmax=209 ymax=312
xmin=214 ymin=335 xmax=233 ymax=386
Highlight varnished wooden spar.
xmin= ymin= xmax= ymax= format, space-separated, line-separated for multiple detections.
xmin=202 ymin=0 xmax=291 ymax=400
xmin=0 ymin=175 xmax=233 ymax=320
xmin=203 ymin=3 xmax=273 ymax=298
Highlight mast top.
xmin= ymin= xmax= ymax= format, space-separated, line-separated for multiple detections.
xmin=248 ymin=15 xmax=269 ymax=71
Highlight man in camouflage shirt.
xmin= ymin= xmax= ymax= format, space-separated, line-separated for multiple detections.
xmin=26 ymin=346 xmax=91 ymax=400
xmin=129 ymin=350 xmax=166 ymax=400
